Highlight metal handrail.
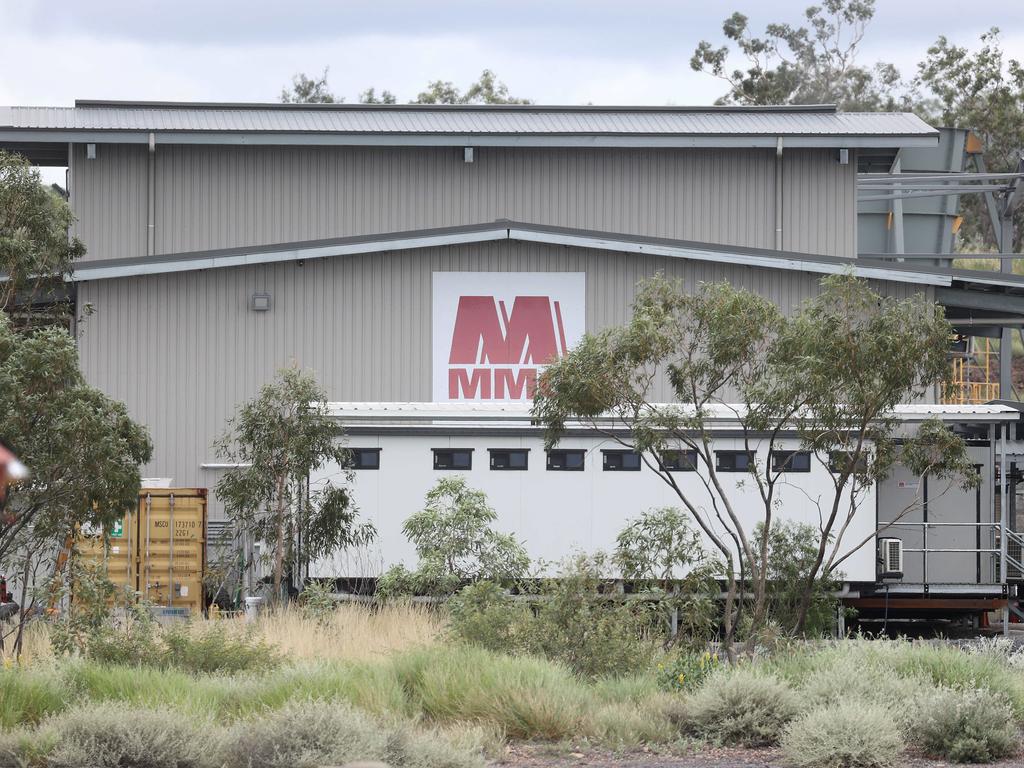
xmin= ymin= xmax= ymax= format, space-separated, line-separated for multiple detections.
xmin=882 ymin=520 xmax=1005 ymax=584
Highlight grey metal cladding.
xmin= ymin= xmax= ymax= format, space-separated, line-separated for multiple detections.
xmin=75 ymin=239 xmax=927 ymax=517
xmin=70 ymin=144 xmax=856 ymax=262
xmin=5 ymin=103 xmax=936 ymax=139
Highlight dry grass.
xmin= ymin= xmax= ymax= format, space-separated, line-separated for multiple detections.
xmin=0 ymin=621 xmax=54 ymax=667
xmin=1 ymin=600 xmax=444 ymax=668
xmin=240 ymin=602 xmax=445 ymax=662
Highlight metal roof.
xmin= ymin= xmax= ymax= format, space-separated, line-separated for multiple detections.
xmin=0 ymin=101 xmax=938 ymax=150
xmin=67 ymin=219 xmax=1024 ymax=300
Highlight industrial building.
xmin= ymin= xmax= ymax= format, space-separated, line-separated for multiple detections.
xmin=2 ymin=100 xmax=1024 ymax=622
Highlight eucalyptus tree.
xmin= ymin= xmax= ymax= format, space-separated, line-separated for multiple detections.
xmin=533 ymin=274 xmax=976 ymax=655
xmin=0 ymin=150 xmax=84 ymax=321
xmin=0 ymin=312 xmax=152 ymax=589
xmin=215 ymin=367 xmax=375 ymax=600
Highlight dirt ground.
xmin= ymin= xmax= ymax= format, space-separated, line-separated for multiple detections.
xmin=494 ymin=744 xmax=1024 ymax=767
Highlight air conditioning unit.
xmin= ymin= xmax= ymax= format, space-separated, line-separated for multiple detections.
xmin=878 ymin=538 xmax=904 ymax=579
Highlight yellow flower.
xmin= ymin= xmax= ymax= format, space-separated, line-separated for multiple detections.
xmin=677 ymin=673 xmax=685 ymax=684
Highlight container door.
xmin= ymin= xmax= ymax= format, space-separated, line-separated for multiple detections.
xmin=76 ymin=506 xmax=138 ymax=595
xmin=139 ymin=489 xmax=206 ymax=615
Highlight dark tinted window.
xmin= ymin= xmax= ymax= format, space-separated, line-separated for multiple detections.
xmin=661 ymin=449 xmax=697 ymax=472
xmin=489 ymin=449 xmax=529 ymax=470
xmin=772 ymin=450 xmax=810 ymax=473
xmin=547 ymin=450 xmax=586 ymax=471
xmin=348 ymin=448 xmax=381 ymax=470
xmin=603 ymin=450 xmax=642 ymax=471
xmin=716 ymin=450 xmax=755 ymax=472
xmin=828 ymin=451 xmax=868 ymax=474
xmin=433 ymin=449 xmax=473 ymax=470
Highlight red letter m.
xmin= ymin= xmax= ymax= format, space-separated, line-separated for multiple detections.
xmin=448 ymin=296 xmax=568 ymax=365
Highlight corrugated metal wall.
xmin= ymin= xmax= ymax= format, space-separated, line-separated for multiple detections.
xmin=76 ymin=240 xmax=924 ymax=518
xmin=69 ymin=144 xmax=856 ymax=263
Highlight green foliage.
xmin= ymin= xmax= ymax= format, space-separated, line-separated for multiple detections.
xmin=379 ymin=477 xmax=529 ymax=597
xmin=686 ymin=667 xmax=800 ymax=747
xmin=0 ymin=150 xmax=85 ymax=317
xmin=50 ymin=561 xmax=160 ymax=665
xmin=217 ymin=700 xmax=482 ymax=768
xmin=44 ymin=703 xmax=208 ymax=768
xmin=0 ymin=667 xmax=66 ymax=728
xmin=0 ymin=313 xmax=152 ymax=567
xmin=752 ymin=521 xmax=839 ymax=636
xmin=690 ymin=1 xmax=905 ymax=110
xmin=415 ymin=69 xmax=531 ymax=104
xmin=449 ymin=555 xmax=658 ymax=680
xmin=160 ymin=623 xmax=280 ymax=675
xmin=534 ymin=273 xmax=973 ymax=648
xmin=280 ymin=67 xmax=338 ymax=103
xmin=389 ymin=644 xmax=586 ymax=741
xmin=298 ymin=580 xmax=337 ymax=625
xmin=615 ymin=507 xmax=721 ymax=645
xmin=917 ymin=687 xmax=1018 ymax=763
xmin=655 ymin=649 xmax=720 ymax=692
xmin=280 ymin=68 xmax=527 ymax=106
xmin=781 ymin=701 xmax=903 ymax=768
xmin=215 ymin=366 xmax=375 ymax=597
xmin=916 ymin=28 xmax=1023 ymax=250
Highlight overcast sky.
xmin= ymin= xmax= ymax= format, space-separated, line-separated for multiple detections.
xmin=1 ymin=0 xmax=1021 ymax=109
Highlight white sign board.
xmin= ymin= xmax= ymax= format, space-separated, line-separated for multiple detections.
xmin=432 ymin=272 xmax=586 ymax=402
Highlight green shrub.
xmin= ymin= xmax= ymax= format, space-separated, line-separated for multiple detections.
xmin=781 ymin=701 xmax=903 ymax=768
xmin=888 ymin=642 xmax=1024 ymax=718
xmin=216 ymin=700 xmax=481 ymax=768
xmin=447 ymin=580 xmax=520 ymax=650
xmin=160 ymin=622 xmax=280 ymax=674
xmin=449 ymin=555 xmax=659 ymax=680
xmin=916 ymin=687 xmax=1018 ymax=763
xmin=686 ymin=667 xmax=800 ymax=746
xmin=298 ymin=580 xmax=336 ymax=624
xmin=656 ymin=649 xmax=721 ymax=692
xmin=797 ymin=651 xmax=931 ymax=733
xmin=43 ymin=702 xmax=208 ymax=768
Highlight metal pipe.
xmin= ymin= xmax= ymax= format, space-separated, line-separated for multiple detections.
xmin=775 ymin=137 xmax=783 ymax=251
xmin=859 ymin=172 xmax=1024 ymax=182
xmin=147 ymin=132 xmax=155 ymax=256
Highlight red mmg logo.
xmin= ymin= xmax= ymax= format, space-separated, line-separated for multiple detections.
xmin=447 ymin=295 xmax=569 ymax=400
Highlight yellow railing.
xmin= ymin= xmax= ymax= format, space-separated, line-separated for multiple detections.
xmin=946 ymin=337 xmax=1000 ymax=405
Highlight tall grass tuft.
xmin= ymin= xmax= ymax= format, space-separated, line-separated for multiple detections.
xmin=0 ymin=667 xmax=66 ymax=728
xmin=391 ymin=645 xmax=588 ymax=740
xmin=246 ymin=601 xmax=444 ymax=662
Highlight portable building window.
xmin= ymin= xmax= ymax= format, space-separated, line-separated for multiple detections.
xmin=828 ymin=451 xmax=868 ymax=474
xmin=489 ymin=449 xmax=529 ymax=470
xmin=348 ymin=448 xmax=381 ymax=470
xmin=771 ymin=450 xmax=811 ymax=473
xmin=715 ymin=450 xmax=755 ymax=472
xmin=660 ymin=449 xmax=698 ymax=472
xmin=547 ymin=449 xmax=586 ymax=471
xmin=433 ymin=449 xmax=473 ymax=470
xmin=602 ymin=450 xmax=642 ymax=472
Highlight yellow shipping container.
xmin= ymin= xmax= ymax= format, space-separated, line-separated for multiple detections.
xmin=76 ymin=488 xmax=208 ymax=616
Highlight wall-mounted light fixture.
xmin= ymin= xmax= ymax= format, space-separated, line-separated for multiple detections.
xmin=464 ymin=147 xmax=474 ymax=163
xmin=86 ymin=143 xmax=97 ymax=160
xmin=838 ymin=148 xmax=850 ymax=165
xmin=250 ymin=292 xmax=272 ymax=312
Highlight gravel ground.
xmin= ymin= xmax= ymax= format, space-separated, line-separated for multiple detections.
xmin=494 ymin=744 xmax=1024 ymax=767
